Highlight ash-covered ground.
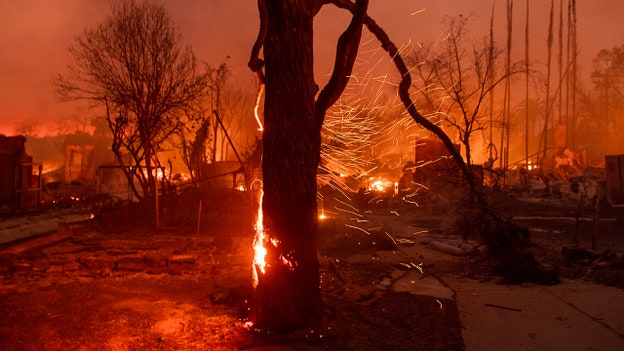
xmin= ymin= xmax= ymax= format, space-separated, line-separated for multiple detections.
xmin=0 ymin=186 xmax=622 ymax=350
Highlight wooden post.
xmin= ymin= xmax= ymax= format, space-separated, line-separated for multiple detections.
xmin=592 ymin=196 xmax=599 ymax=250
xmin=197 ymin=199 xmax=202 ymax=237
xmin=155 ymin=176 xmax=159 ymax=230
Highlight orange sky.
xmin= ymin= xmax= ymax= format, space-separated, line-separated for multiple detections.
xmin=1 ymin=0 xmax=622 ymax=136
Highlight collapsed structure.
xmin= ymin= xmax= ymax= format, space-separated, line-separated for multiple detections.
xmin=0 ymin=135 xmax=40 ymax=212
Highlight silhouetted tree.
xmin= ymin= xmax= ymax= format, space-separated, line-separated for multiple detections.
xmin=55 ymin=0 xmax=207 ymax=205
xmin=409 ymin=15 xmax=522 ymax=167
xmin=589 ymin=44 xmax=624 ymax=155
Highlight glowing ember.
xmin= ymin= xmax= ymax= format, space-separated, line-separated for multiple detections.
xmin=318 ymin=200 xmax=327 ymax=219
xmin=436 ymin=299 xmax=444 ymax=309
xmin=319 ymin=209 xmax=327 ymax=220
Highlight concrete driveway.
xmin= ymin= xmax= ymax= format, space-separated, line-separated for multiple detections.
xmin=442 ymin=276 xmax=624 ymax=351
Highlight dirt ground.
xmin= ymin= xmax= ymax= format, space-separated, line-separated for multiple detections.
xmin=0 ymin=190 xmax=623 ymax=351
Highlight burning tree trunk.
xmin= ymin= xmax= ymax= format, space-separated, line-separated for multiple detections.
xmin=248 ymin=1 xmax=321 ymax=331
xmin=248 ymin=0 xmax=366 ymax=331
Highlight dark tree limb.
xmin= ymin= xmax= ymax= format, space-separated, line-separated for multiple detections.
xmin=248 ymin=0 xmax=268 ymax=84
xmin=314 ymin=0 xmax=368 ymax=131
xmin=330 ymin=0 xmax=482 ymax=208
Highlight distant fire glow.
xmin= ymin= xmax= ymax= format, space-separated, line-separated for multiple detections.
xmin=367 ymin=177 xmax=393 ymax=192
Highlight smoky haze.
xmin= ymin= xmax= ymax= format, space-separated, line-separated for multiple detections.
xmin=0 ymin=1 xmax=622 ymax=136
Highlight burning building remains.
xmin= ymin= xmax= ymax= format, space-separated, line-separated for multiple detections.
xmin=0 ymin=135 xmax=40 ymax=213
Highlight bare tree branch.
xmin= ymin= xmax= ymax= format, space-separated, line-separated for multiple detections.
xmin=315 ymin=0 xmax=368 ymax=131
xmin=330 ymin=0 xmax=483 ymax=208
xmin=54 ymin=0 xmax=207 ymax=204
xmin=248 ymin=0 xmax=268 ymax=84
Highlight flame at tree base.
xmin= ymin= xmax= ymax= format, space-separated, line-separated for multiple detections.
xmin=252 ymin=189 xmax=298 ymax=288
xmin=252 ymin=189 xmax=266 ymax=288
xmin=249 ymin=261 xmax=323 ymax=332
xmin=248 ymin=187 xmax=321 ymax=331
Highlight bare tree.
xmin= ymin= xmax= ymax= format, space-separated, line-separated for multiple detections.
xmin=410 ymin=15 xmax=522 ymax=167
xmin=338 ymin=0 xmax=540 ymax=272
xmin=590 ymin=45 xmax=624 ymax=155
xmin=55 ymin=112 xmax=93 ymax=136
xmin=54 ymin=0 xmax=207 ymax=206
xmin=15 ymin=122 xmax=40 ymax=138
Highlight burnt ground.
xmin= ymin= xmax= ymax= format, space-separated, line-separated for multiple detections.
xmin=0 ymin=190 xmax=623 ymax=351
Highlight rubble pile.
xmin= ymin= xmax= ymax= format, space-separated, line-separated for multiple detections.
xmin=562 ymin=246 xmax=624 ymax=271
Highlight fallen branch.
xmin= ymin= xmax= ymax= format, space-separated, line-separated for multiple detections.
xmin=484 ymin=303 xmax=522 ymax=312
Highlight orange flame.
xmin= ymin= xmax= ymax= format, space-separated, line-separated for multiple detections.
xmin=368 ymin=178 xmax=393 ymax=192
xmin=252 ymin=188 xmax=287 ymax=287
xmin=319 ymin=208 xmax=327 ymax=220
xmin=254 ymin=83 xmax=265 ymax=132
xmin=251 ymin=188 xmax=298 ymax=288
xmin=252 ymin=190 xmax=267 ymax=287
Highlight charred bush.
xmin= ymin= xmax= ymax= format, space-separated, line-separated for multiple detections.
xmin=493 ymin=251 xmax=561 ymax=285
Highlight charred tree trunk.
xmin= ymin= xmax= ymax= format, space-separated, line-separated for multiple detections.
xmin=249 ymin=1 xmax=322 ymax=331
xmin=248 ymin=0 xmax=366 ymax=331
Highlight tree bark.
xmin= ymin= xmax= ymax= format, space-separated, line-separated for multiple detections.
xmin=249 ymin=0 xmax=323 ymax=331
